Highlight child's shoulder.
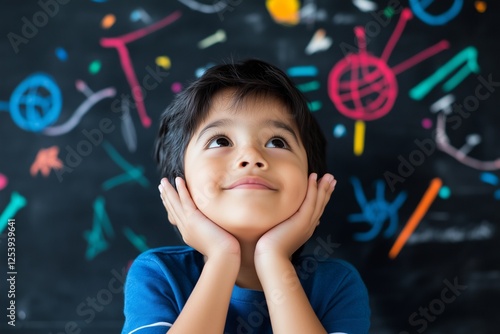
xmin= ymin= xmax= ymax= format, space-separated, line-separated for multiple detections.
xmin=130 ymin=246 xmax=203 ymax=272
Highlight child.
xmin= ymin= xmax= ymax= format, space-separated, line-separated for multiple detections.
xmin=122 ymin=59 xmax=370 ymax=333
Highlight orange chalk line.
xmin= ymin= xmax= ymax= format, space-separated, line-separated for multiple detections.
xmin=388 ymin=177 xmax=443 ymax=259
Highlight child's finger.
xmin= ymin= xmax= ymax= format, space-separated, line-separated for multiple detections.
xmin=160 ymin=178 xmax=184 ymax=226
xmin=314 ymin=173 xmax=331 ymax=222
xmin=174 ymin=177 xmax=198 ymax=216
xmin=295 ymin=173 xmax=319 ymax=225
xmin=312 ymin=174 xmax=336 ymax=222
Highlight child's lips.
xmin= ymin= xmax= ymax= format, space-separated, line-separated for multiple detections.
xmin=226 ymin=177 xmax=276 ymax=190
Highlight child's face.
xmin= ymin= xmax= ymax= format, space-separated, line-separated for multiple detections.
xmin=183 ymin=89 xmax=309 ymax=240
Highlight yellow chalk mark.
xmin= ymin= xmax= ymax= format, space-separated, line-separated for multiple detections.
xmin=266 ymin=0 xmax=300 ymax=25
xmin=354 ymin=120 xmax=365 ymax=156
xmin=156 ymin=56 xmax=171 ymax=69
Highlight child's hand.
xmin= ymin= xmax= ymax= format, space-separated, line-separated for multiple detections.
xmin=159 ymin=177 xmax=241 ymax=260
xmin=254 ymin=173 xmax=336 ymax=261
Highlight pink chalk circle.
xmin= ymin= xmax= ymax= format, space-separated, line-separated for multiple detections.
xmin=328 ymin=53 xmax=398 ymax=121
xmin=171 ymin=82 xmax=183 ymax=93
xmin=421 ymin=118 xmax=433 ymax=129
xmin=0 ymin=173 xmax=8 ymax=190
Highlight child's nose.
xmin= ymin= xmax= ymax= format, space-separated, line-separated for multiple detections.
xmin=236 ymin=146 xmax=268 ymax=170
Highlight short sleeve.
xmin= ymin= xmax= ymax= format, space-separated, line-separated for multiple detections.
xmin=121 ymin=254 xmax=177 ymax=334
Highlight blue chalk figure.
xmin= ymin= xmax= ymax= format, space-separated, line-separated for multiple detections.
xmin=349 ymin=177 xmax=407 ymax=241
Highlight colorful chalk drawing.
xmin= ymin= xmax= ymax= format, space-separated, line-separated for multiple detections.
xmin=332 ymin=124 xmax=347 ymax=138
xmin=429 ymin=93 xmax=455 ymax=114
xmin=88 ymin=60 xmax=102 ymax=75
xmin=266 ymin=0 xmax=301 ymax=25
xmin=480 ymin=172 xmax=500 ymax=200
xmin=101 ymin=141 xmax=149 ymax=191
xmin=120 ymin=98 xmax=138 ymax=153
xmin=123 ymin=227 xmax=150 ymax=252
xmin=409 ymin=47 xmax=480 ymax=101
xmin=328 ymin=8 xmax=449 ymax=155
xmin=43 ymin=80 xmax=116 ymax=136
xmin=300 ymin=1 xmax=328 ymax=26
xmin=198 ymin=29 xmax=226 ymax=49
xmin=100 ymin=11 xmax=182 ymax=128
xmin=474 ymin=1 xmax=487 ymax=13
xmin=435 ymin=113 xmax=500 ymax=170
xmin=82 ymin=139 xmax=151 ymax=256
xmin=305 ymin=29 xmax=333 ymax=55
xmin=177 ymin=0 xmax=228 ymax=13
xmin=130 ymin=8 xmax=153 ymax=24
xmin=0 ymin=73 xmax=116 ymax=135
xmin=389 ymin=178 xmax=442 ymax=259
xmin=0 ymin=73 xmax=61 ymax=132
xmin=287 ymin=65 xmax=322 ymax=111
xmin=155 ymin=56 xmax=171 ymax=69
xmin=171 ymin=82 xmax=183 ymax=93
xmin=0 ymin=173 xmax=8 ymax=191
xmin=101 ymin=14 xmax=116 ymax=29
xmin=195 ymin=63 xmax=216 ymax=78
xmin=352 ymin=0 xmax=378 ymax=12
xmin=84 ymin=196 xmax=115 ymax=261
xmin=0 ymin=192 xmax=27 ymax=234
xmin=30 ymin=146 xmax=63 ymax=177
xmin=348 ymin=177 xmax=407 ymax=242
xmin=409 ymin=0 xmax=463 ymax=26
xmin=54 ymin=47 xmax=68 ymax=61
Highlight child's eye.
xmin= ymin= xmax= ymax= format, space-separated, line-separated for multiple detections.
xmin=266 ymin=137 xmax=289 ymax=149
xmin=207 ymin=136 xmax=232 ymax=148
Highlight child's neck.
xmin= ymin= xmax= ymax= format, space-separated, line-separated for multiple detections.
xmin=234 ymin=240 xmax=263 ymax=291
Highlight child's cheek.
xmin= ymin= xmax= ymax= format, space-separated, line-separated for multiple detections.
xmin=187 ymin=179 xmax=219 ymax=212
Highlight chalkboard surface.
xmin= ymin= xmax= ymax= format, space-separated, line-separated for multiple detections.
xmin=1 ymin=1 xmax=499 ymax=333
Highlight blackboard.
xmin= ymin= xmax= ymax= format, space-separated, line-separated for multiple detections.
xmin=1 ymin=0 xmax=499 ymax=333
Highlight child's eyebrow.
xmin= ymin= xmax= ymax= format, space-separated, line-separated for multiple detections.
xmin=264 ymin=119 xmax=300 ymax=145
xmin=196 ymin=118 xmax=233 ymax=143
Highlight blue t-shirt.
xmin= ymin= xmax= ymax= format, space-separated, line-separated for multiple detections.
xmin=122 ymin=246 xmax=370 ymax=334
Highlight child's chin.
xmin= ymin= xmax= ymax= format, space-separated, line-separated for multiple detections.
xmin=213 ymin=216 xmax=283 ymax=239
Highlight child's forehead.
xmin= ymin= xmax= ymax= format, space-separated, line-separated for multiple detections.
xmin=209 ymin=88 xmax=294 ymax=119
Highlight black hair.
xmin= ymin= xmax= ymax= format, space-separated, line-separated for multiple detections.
xmin=155 ymin=58 xmax=327 ymax=186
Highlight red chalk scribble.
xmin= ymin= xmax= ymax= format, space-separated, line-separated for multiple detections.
xmin=100 ymin=11 xmax=182 ymax=128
